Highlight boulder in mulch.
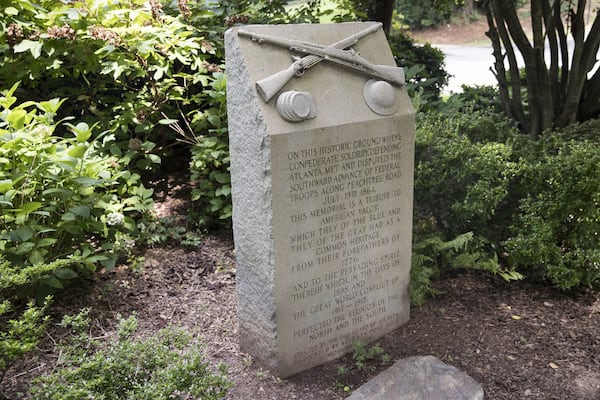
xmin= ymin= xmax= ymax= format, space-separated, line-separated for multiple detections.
xmin=347 ymin=355 xmax=484 ymax=400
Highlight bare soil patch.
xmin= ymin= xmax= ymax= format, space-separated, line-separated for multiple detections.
xmin=410 ymin=18 xmax=491 ymax=45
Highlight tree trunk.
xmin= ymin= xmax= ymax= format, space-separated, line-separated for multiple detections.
xmin=483 ymin=0 xmax=600 ymax=138
xmin=485 ymin=1 xmax=530 ymax=133
xmin=464 ymin=0 xmax=474 ymax=15
xmin=368 ymin=0 xmax=395 ymax=36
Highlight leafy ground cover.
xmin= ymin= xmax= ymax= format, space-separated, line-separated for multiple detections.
xmin=3 ymin=176 xmax=599 ymax=400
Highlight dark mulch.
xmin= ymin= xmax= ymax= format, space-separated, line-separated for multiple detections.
xmin=3 ymin=233 xmax=599 ymax=399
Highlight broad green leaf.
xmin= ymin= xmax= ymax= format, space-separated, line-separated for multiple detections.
xmin=29 ymin=250 xmax=44 ymax=265
xmin=6 ymin=109 xmax=27 ymax=129
xmin=215 ymin=186 xmax=231 ymax=197
xmin=109 ymin=144 xmax=122 ymax=155
xmin=210 ymin=197 xmax=223 ymax=212
xmin=61 ymin=212 xmax=75 ymax=221
xmin=148 ymin=154 xmax=161 ymax=164
xmin=14 ymin=225 xmax=34 ymax=241
xmin=69 ymin=205 xmax=90 ymax=218
xmin=140 ymin=187 xmax=154 ymax=199
xmin=68 ymin=144 xmax=88 ymax=158
xmin=14 ymin=241 xmax=35 ymax=254
xmin=37 ymin=98 xmax=65 ymax=114
xmin=213 ymin=172 xmax=230 ymax=184
xmin=37 ymin=238 xmax=57 ymax=247
xmin=203 ymin=137 xmax=218 ymax=148
xmin=207 ymin=113 xmax=221 ymax=127
xmin=43 ymin=187 xmax=73 ymax=198
xmin=141 ymin=141 xmax=156 ymax=151
xmin=56 ymin=161 xmax=76 ymax=172
xmin=54 ymin=268 xmax=78 ymax=280
xmin=71 ymin=122 xmax=92 ymax=142
xmin=100 ymin=256 xmax=116 ymax=270
xmin=13 ymin=39 xmax=42 ymax=59
xmin=0 ymin=179 xmax=12 ymax=193
xmin=5 ymin=6 xmax=18 ymax=15
xmin=134 ymin=40 xmax=154 ymax=55
xmin=43 ymin=276 xmax=63 ymax=289
xmin=18 ymin=201 xmax=42 ymax=215
xmin=74 ymin=177 xmax=103 ymax=186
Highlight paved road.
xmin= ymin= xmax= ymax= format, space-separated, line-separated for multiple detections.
xmin=434 ymin=44 xmax=498 ymax=93
xmin=435 ymin=38 xmax=590 ymax=93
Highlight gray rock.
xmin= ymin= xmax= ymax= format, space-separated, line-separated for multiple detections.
xmin=347 ymin=355 xmax=484 ymax=400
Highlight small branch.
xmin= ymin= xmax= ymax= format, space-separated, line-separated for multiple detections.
xmin=9 ymin=362 xmax=47 ymax=379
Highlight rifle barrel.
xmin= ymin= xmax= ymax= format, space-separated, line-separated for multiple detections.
xmin=301 ymin=23 xmax=382 ymax=70
xmin=238 ymin=23 xmax=381 ymax=47
xmin=238 ymin=22 xmax=382 ymax=72
xmin=237 ymin=23 xmax=405 ymax=101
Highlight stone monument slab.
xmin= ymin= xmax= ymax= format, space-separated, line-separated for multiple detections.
xmin=225 ymin=22 xmax=415 ymax=377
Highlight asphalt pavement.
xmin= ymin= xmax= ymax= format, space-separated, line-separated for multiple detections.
xmin=434 ymin=44 xmax=498 ymax=93
xmin=435 ymin=36 xmax=588 ymax=93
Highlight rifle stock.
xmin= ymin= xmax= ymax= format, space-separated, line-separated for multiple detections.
xmin=256 ymin=62 xmax=301 ymax=102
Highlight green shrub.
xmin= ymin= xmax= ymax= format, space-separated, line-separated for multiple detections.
xmin=1 ymin=0 xmax=227 ymax=174
xmin=0 ymin=84 xmax=153 ymax=310
xmin=0 ymin=0 xmax=367 ymax=231
xmin=445 ymin=84 xmax=503 ymax=113
xmin=414 ymin=109 xmax=520 ymax=241
xmin=185 ymin=73 xmax=232 ymax=228
xmin=410 ymin=109 xmax=525 ymax=301
xmin=0 ymin=84 xmax=153 ymax=278
xmin=29 ymin=311 xmax=231 ymax=400
xmin=504 ymin=122 xmax=600 ymax=289
xmin=388 ymin=31 xmax=450 ymax=108
xmin=413 ymin=108 xmax=600 ymax=292
xmin=0 ymin=283 xmax=50 ymax=386
xmin=350 ymin=340 xmax=389 ymax=372
xmin=0 ymin=301 xmax=48 ymax=383
xmin=395 ymin=0 xmax=454 ymax=29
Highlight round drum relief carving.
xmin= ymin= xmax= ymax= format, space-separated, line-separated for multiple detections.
xmin=276 ymin=91 xmax=317 ymax=122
